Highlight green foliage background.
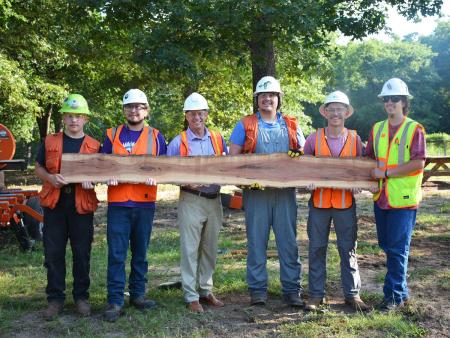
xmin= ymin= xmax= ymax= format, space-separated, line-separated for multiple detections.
xmin=0 ymin=1 xmax=448 ymax=149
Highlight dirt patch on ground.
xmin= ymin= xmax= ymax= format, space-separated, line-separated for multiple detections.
xmin=3 ymin=180 xmax=450 ymax=337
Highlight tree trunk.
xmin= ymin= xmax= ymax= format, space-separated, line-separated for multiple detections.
xmin=249 ymin=25 xmax=276 ymax=113
xmin=36 ymin=105 xmax=53 ymax=140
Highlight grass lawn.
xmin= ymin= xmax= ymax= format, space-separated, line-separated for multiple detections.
xmin=0 ymin=183 xmax=449 ymax=337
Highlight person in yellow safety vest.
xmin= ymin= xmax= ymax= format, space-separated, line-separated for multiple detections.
xmin=167 ymin=92 xmax=228 ymax=313
xmin=101 ymin=89 xmax=167 ymax=322
xmin=365 ymin=78 xmax=426 ymax=311
xmin=291 ymin=91 xmax=369 ymax=312
xmin=35 ymin=94 xmax=100 ymax=320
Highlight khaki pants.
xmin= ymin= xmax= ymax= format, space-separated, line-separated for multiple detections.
xmin=178 ymin=191 xmax=223 ymax=303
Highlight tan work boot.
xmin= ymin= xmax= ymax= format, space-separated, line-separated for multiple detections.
xmin=345 ymin=295 xmax=370 ymax=311
xmin=187 ymin=300 xmax=204 ymax=313
xmin=43 ymin=301 xmax=64 ymax=320
xmin=305 ymin=297 xmax=323 ymax=311
xmin=199 ymin=294 xmax=224 ymax=307
xmin=75 ymin=299 xmax=91 ymax=316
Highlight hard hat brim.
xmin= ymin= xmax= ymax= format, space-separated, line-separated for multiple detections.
xmin=59 ymin=108 xmax=91 ymax=115
xmin=377 ymin=93 xmax=413 ymax=99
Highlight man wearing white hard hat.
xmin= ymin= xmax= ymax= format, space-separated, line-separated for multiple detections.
xmin=366 ymin=78 xmax=426 ymax=311
xmin=167 ymin=92 xmax=227 ymax=313
xmin=296 ymin=91 xmax=368 ymax=311
xmin=101 ymin=89 xmax=167 ymax=322
xmin=229 ymin=76 xmax=306 ymax=307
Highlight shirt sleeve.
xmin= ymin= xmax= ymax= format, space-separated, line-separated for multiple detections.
xmin=297 ymin=126 xmax=306 ymax=148
xmin=356 ymin=135 xmax=363 ymax=157
xmin=303 ymin=133 xmax=316 ymax=156
xmin=157 ymin=132 xmax=167 ymax=155
xmin=229 ymin=121 xmax=246 ymax=146
xmin=409 ymin=126 xmax=426 ymax=160
xmin=166 ymin=135 xmax=181 ymax=156
xmin=35 ymin=141 xmax=46 ymax=166
xmin=221 ymin=135 xmax=229 ymax=155
xmin=100 ymin=132 xmax=112 ymax=154
xmin=364 ymin=127 xmax=375 ymax=159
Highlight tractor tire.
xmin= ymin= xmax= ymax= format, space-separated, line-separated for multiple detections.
xmin=23 ymin=196 xmax=43 ymax=241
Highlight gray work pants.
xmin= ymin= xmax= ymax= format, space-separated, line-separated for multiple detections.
xmin=307 ymin=199 xmax=361 ymax=299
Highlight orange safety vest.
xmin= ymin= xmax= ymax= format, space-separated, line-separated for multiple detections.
xmin=312 ymin=128 xmax=357 ymax=209
xmin=38 ymin=132 xmax=100 ymax=214
xmin=179 ymin=129 xmax=224 ymax=156
xmin=106 ymin=124 xmax=159 ymax=203
xmin=241 ymin=113 xmax=299 ymax=153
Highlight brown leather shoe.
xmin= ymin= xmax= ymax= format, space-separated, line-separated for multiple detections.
xmin=187 ymin=300 xmax=204 ymax=313
xmin=43 ymin=301 xmax=64 ymax=320
xmin=345 ymin=295 xmax=370 ymax=311
xmin=75 ymin=299 xmax=91 ymax=316
xmin=199 ymin=294 xmax=224 ymax=307
xmin=305 ymin=297 xmax=323 ymax=311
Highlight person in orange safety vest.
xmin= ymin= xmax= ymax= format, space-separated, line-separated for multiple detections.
xmin=35 ymin=94 xmax=100 ymax=320
xmin=101 ymin=89 xmax=167 ymax=322
xmin=296 ymin=91 xmax=369 ymax=312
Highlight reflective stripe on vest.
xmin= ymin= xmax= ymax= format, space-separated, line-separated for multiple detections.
xmin=38 ymin=132 xmax=100 ymax=214
xmin=372 ymin=117 xmax=424 ymax=208
xmin=241 ymin=113 xmax=299 ymax=153
xmin=106 ymin=125 xmax=159 ymax=203
xmin=312 ymin=128 xmax=357 ymax=209
xmin=179 ymin=129 xmax=224 ymax=156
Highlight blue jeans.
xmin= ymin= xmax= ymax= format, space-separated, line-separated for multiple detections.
xmin=107 ymin=206 xmax=155 ymax=306
xmin=243 ymin=188 xmax=301 ymax=296
xmin=374 ymin=203 xmax=416 ymax=304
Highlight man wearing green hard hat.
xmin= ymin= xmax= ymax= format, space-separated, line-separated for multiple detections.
xmin=35 ymin=94 xmax=100 ymax=320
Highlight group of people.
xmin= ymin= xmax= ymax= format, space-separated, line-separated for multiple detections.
xmin=34 ymin=75 xmax=425 ymax=322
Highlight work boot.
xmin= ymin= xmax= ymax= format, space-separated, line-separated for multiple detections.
xmin=305 ymin=297 xmax=323 ymax=311
xmin=345 ymin=296 xmax=370 ymax=311
xmin=250 ymin=293 xmax=267 ymax=306
xmin=187 ymin=300 xmax=204 ymax=313
xmin=43 ymin=301 xmax=64 ymax=320
xmin=130 ymin=296 xmax=157 ymax=311
xmin=283 ymin=293 xmax=304 ymax=308
xmin=103 ymin=304 xmax=124 ymax=322
xmin=379 ymin=299 xmax=405 ymax=312
xmin=75 ymin=299 xmax=91 ymax=316
xmin=199 ymin=294 xmax=224 ymax=307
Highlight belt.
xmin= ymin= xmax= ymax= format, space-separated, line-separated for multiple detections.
xmin=180 ymin=187 xmax=219 ymax=199
xmin=61 ymin=185 xmax=74 ymax=194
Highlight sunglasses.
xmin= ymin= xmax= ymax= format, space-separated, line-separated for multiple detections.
xmin=381 ymin=96 xmax=402 ymax=103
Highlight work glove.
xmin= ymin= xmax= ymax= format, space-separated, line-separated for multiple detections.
xmin=237 ymin=182 xmax=264 ymax=190
xmin=288 ymin=148 xmax=304 ymax=157
xmin=249 ymin=182 xmax=264 ymax=190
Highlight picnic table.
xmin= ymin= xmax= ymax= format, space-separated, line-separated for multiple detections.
xmin=423 ymin=156 xmax=450 ymax=183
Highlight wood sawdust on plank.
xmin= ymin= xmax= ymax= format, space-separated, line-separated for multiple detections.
xmin=61 ymin=153 xmax=378 ymax=189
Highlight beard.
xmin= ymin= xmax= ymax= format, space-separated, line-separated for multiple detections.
xmin=126 ymin=118 xmax=145 ymax=126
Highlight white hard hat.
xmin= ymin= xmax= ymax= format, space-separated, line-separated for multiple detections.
xmin=319 ymin=91 xmax=354 ymax=115
xmin=183 ymin=92 xmax=209 ymax=111
xmin=123 ymin=89 xmax=149 ymax=105
xmin=378 ymin=78 xmax=413 ymax=98
xmin=253 ymin=76 xmax=283 ymax=96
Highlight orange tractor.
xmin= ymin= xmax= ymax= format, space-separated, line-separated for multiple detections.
xmin=0 ymin=123 xmax=43 ymax=250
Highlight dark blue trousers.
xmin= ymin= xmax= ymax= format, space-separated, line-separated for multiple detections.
xmin=106 ymin=206 xmax=154 ymax=306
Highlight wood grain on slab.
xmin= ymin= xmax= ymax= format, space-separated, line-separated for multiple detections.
xmin=61 ymin=153 xmax=378 ymax=189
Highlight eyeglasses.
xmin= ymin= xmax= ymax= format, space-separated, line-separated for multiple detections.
xmin=185 ymin=111 xmax=207 ymax=118
xmin=325 ymin=107 xmax=347 ymax=114
xmin=124 ymin=104 xmax=147 ymax=112
xmin=381 ymin=96 xmax=402 ymax=103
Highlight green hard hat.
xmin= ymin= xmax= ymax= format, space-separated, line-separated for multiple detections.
xmin=59 ymin=94 xmax=91 ymax=115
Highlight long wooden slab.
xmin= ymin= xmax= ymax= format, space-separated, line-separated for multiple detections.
xmin=61 ymin=153 xmax=378 ymax=189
